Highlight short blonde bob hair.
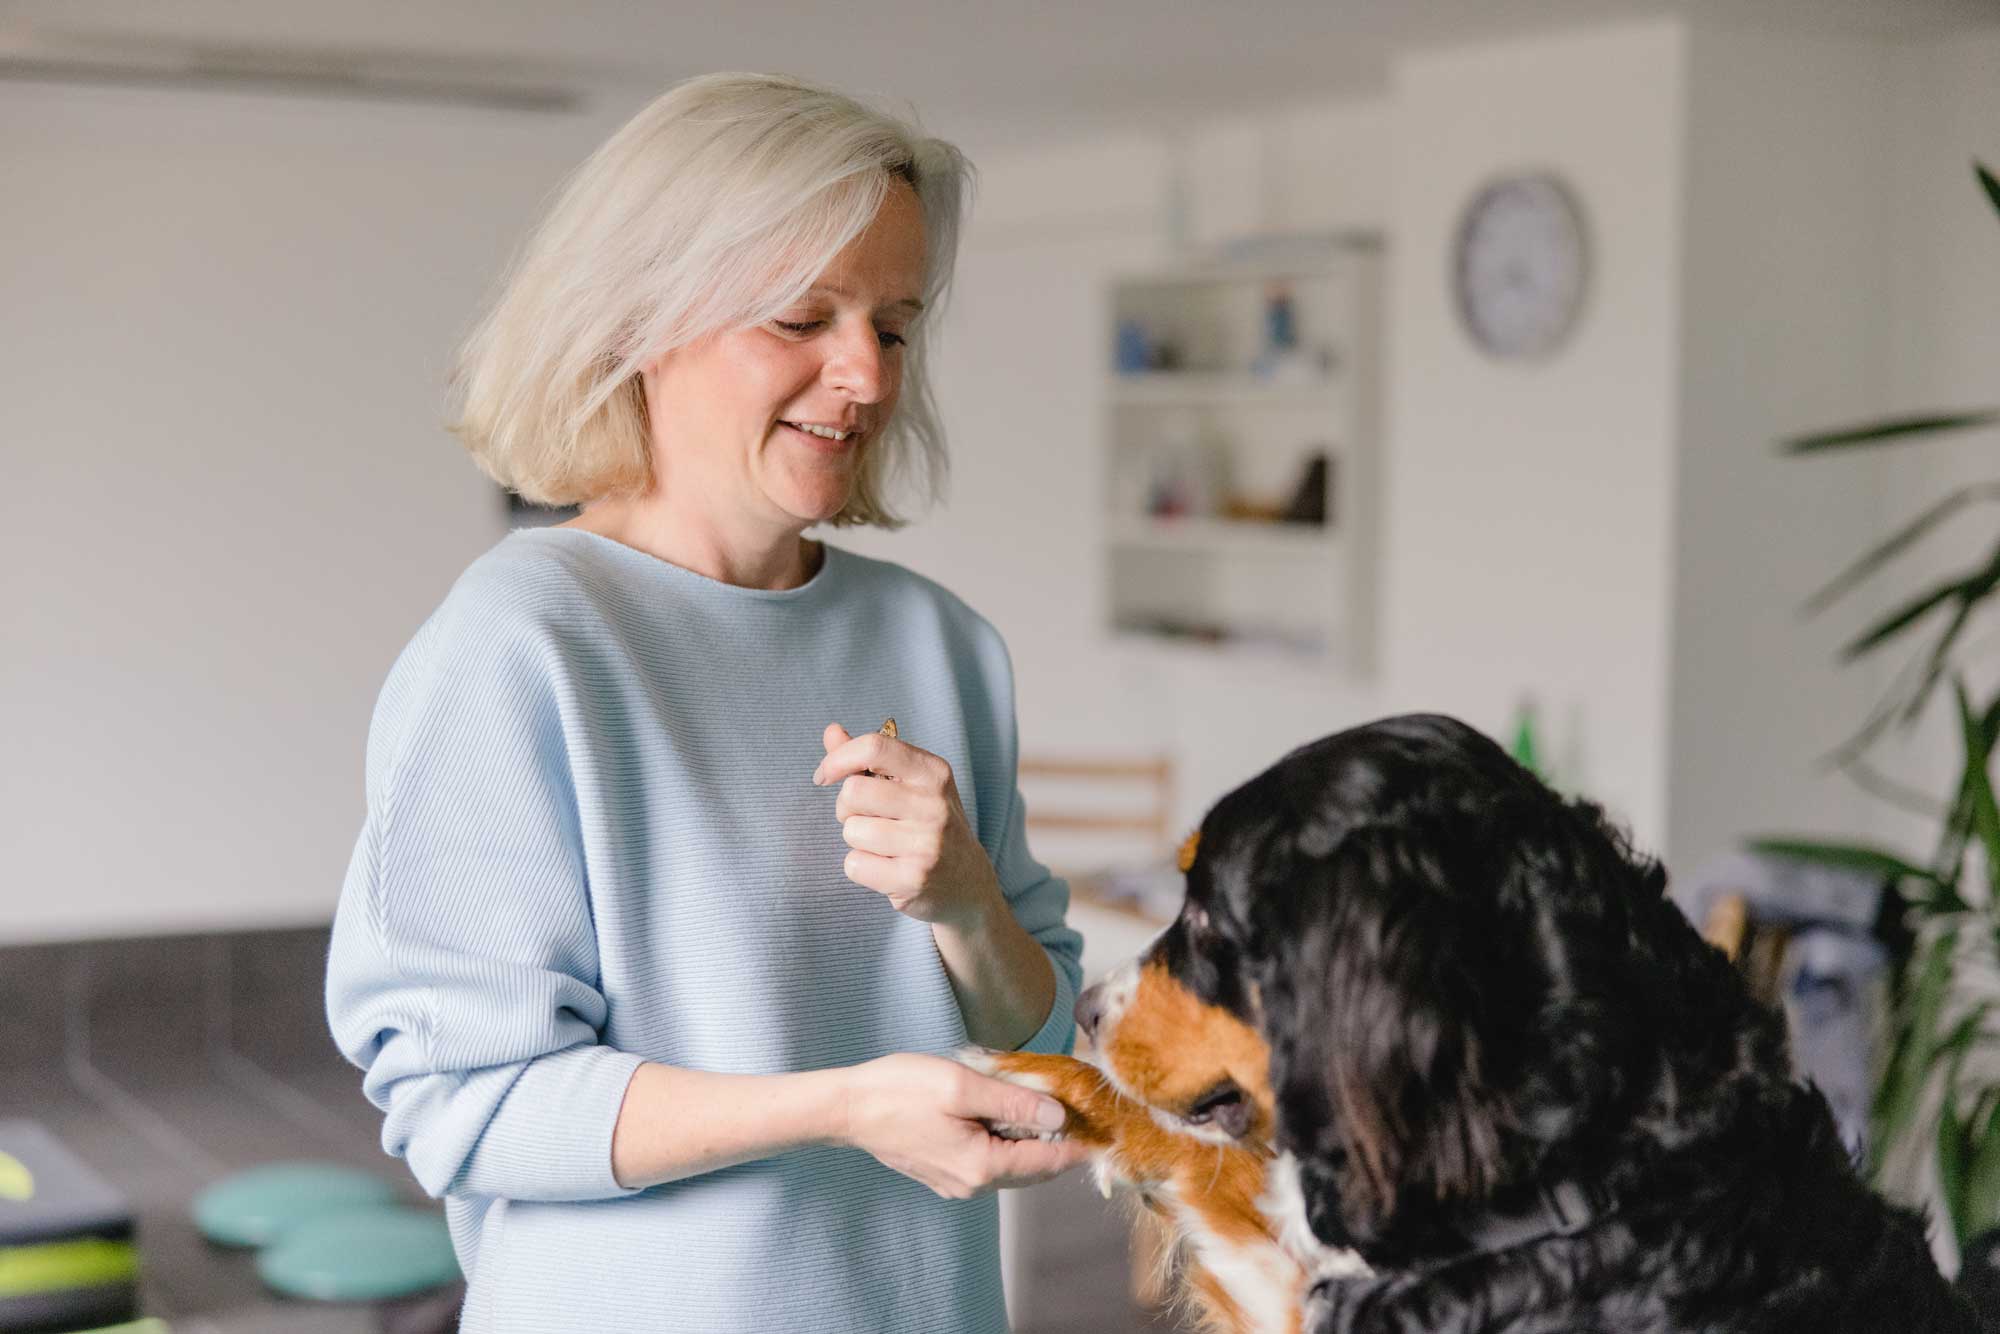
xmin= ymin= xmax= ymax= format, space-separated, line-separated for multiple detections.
xmin=449 ymin=72 xmax=972 ymax=527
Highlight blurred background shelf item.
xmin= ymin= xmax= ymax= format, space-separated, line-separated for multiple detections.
xmin=1104 ymin=238 xmax=1382 ymax=672
xmin=1108 ymin=372 xmax=1344 ymax=409
xmin=1106 ymin=514 xmax=1339 ymax=559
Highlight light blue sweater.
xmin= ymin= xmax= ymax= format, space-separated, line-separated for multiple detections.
xmin=326 ymin=528 xmax=1083 ymax=1333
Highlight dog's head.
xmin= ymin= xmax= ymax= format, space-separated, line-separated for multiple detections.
xmin=1084 ymin=713 xmax=1766 ymax=1263
xmin=1074 ymin=922 xmax=1277 ymax=1147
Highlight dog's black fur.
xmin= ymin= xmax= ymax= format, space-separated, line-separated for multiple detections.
xmin=1167 ymin=713 xmax=1977 ymax=1334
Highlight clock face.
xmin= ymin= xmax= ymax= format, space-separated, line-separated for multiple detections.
xmin=1453 ymin=174 xmax=1588 ymax=360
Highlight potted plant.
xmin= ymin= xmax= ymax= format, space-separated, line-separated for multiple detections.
xmin=1755 ymin=162 xmax=2000 ymax=1254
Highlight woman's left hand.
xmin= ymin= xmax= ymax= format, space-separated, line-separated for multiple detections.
xmin=814 ymin=723 xmax=1003 ymax=929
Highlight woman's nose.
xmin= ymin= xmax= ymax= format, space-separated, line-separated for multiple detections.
xmin=1074 ymin=984 xmax=1105 ymax=1042
xmin=822 ymin=323 xmax=885 ymax=402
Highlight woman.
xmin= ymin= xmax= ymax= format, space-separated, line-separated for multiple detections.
xmin=327 ymin=73 xmax=1089 ymax=1333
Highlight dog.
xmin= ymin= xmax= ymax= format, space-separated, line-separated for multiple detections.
xmin=976 ymin=713 xmax=1979 ymax=1333
xmin=962 ymin=936 xmax=1358 ymax=1334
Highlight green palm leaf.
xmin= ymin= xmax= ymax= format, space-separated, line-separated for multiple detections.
xmin=1842 ymin=539 xmax=2000 ymax=667
xmin=1876 ymin=928 xmax=1961 ymax=1171
xmin=1781 ymin=411 xmax=2000 ymax=455
xmin=1955 ymin=682 xmax=2000 ymax=903
xmin=1805 ymin=485 xmax=2000 ymax=615
xmin=1943 ymin=1098 xmax=1971 ymax=1237
xmin=1920 ymin=696 xmax=2000 ymax=904
xmin=1902 ymin=598 xmax=1979 ymax=723
xmin=1746 ymin=838 xmax=1939 ymax=885
xmin=1965 ymin=1103 xmax=2000 ymax=1239
xmin=1937 ymin=1003 xmax=1992 ymax=1241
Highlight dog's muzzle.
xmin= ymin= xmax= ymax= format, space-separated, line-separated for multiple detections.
xmin=1074 ymin=956 xmax=1139 ymax=1047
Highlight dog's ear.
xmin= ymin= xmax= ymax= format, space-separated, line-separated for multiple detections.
xmin=1263 ymin=825 xmax=1508 ymax=1251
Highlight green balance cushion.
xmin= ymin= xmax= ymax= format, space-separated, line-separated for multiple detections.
xmin=0 ymin=1119 xmax=139 ymax=1328
xmin=257 ymin=1205 xmax=459 ymax=1302
xmin=72 ymin=1321 xmax=171 ymax=1333
xmin=191 ymin=1163 xmax=396 ymax=1248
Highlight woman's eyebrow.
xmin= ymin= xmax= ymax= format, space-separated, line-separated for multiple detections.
xmin=806 ymin=284 xmax=924 ymax=315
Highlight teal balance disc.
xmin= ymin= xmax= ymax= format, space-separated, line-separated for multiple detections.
xmin=191 ymin=1163 xmax=395 ymax=1248
xmin=257 ymin=1206 xmax=459 ymax=1302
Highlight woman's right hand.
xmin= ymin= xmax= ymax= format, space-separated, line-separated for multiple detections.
xmin=839 ymin=1053 xmax=1092 ymax=1199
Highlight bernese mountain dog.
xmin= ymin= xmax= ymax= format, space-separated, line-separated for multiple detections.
xmin=973 ymin=713 xmax=1978 ymax=1333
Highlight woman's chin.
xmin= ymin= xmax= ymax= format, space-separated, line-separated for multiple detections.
xmin=771 ymin=466 xmax=858 ymax=527
xmin=766 ymin=486 xmax=849 ymax=530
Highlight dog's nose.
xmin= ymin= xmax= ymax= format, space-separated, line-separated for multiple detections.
xmin=1074 ymin=985 xmax=1104 ymax=1041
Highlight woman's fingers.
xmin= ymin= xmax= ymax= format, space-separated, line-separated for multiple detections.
xmin=813 ymin=727 xmax=948 ymax=789
xmin=950 ymin=1066 xmax=1069 ymax=1133
xmin=842 ymin=849 xmax=923 ymax=902
xmin=847 ymin=1055 xmax=1090 ymax=1199
xmin=834 ymin=774 xmax=920 ymax=822
xmin=983 ymin=1135 xmax=1093 ymax=1188
xmin=841 ymin=815 xmax=938 ymax=860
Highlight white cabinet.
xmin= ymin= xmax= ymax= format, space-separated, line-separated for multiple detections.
xmin=1103 ymin=240 xmax=1382 ymax=669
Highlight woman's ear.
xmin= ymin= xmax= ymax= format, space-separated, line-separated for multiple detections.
xmin=1266 ymin=829 xmax=1507 ymax=1250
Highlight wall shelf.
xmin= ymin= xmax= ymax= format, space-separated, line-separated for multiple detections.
xmin=1103 ymin=238 xmax=1382 ymax=670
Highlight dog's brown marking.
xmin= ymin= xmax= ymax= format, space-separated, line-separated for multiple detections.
xmin=982 ymin=1050 xmax=1301 ymax=1331
xmin=1102 ymin=962 xmax=1276 ymax=1148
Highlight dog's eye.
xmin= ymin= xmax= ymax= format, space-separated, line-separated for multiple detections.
xmin=1184 ymin=1080 xmax=1232 ymax=1120
xmin=1184 ymin=1080 xmax=1254 ymax=1139
xmin=1184 ymin=902 xmax=1210 ymax=934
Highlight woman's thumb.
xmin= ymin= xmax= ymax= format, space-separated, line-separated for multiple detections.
xmin=968 ymin=1075 xmax=1067 ymax=1132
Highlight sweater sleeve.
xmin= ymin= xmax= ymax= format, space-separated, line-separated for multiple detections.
xmin=991 ymin=777 xmax=1085 ymax=1056
xmin=326 ymin=601 xmax=645 ymax=1203
xmin=963 ymin=622 xmax=1084 ymax=1057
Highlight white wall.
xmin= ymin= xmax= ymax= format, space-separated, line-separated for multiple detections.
xmin=1378 ymin=20 xmax=1688 ymax=847
xmin=0 ymin=81 xmax=617 ymax=941
xmin=7 ymin=21 xmax=1994 ymax=943
xmin=1664 ymin=27 xmax=1901 ymax=875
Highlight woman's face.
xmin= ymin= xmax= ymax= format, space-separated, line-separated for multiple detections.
xmin=643 ymin=178 xmax=927 ymax=533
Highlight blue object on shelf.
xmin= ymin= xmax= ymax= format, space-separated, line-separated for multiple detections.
xmin=191 ymin=1162 xmax=396 ymax=1249
xmin=1114 ymin=318 xmax=1151 ymax=374
xmin=257 ymin=1206 xmax=459 ymax=1303
xmin=1264 ymin=284 xmax=1298 ymax=351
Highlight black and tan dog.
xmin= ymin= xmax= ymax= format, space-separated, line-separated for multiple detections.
xmin=976 ymin=713 xmax=1978 ymax=1334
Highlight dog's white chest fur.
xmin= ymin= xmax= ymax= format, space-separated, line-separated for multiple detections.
xmin=1261 ymin=1153 xmax=1372 ymax=1285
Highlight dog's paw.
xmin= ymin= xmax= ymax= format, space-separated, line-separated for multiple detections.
xmin=953 ymin=1047 xmax=1066 ymax=1142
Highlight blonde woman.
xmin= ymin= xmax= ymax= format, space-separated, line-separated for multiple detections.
xmin=326 ymin=74 xmax=1088 ymax=1333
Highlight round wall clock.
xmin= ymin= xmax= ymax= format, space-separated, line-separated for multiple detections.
xmin=1452 ymin=172 xmax=1589 ymax=360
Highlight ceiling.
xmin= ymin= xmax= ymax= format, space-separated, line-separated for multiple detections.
xmin=4 ymin=0 xmax=1995 ymax=145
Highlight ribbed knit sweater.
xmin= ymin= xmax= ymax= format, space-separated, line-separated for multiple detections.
xmin=325 ymin=527 xmax=1083 ymax=1333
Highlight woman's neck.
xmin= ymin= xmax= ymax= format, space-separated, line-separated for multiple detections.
xmin=560 ymin=496 xmax=820 ymax=591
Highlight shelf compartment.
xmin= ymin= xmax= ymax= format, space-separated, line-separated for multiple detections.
xmin=1106 ymin=515 xmax=1337 ymax=559
xmin=1109 ymin=373 xmax=1343 ymax=408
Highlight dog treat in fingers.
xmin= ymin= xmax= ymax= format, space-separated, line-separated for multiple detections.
xmin=862 ymin=717 xmax=897 ymax=778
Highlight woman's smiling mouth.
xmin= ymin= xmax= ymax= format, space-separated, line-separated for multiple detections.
xmin=780 ymin=420 xmax=861 ymax=450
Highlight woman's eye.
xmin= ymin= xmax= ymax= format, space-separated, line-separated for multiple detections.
xmin=774 ymin=319 xmax=823 ymax=335
xmin=877 ymin=330 xmax=906 ymax=349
